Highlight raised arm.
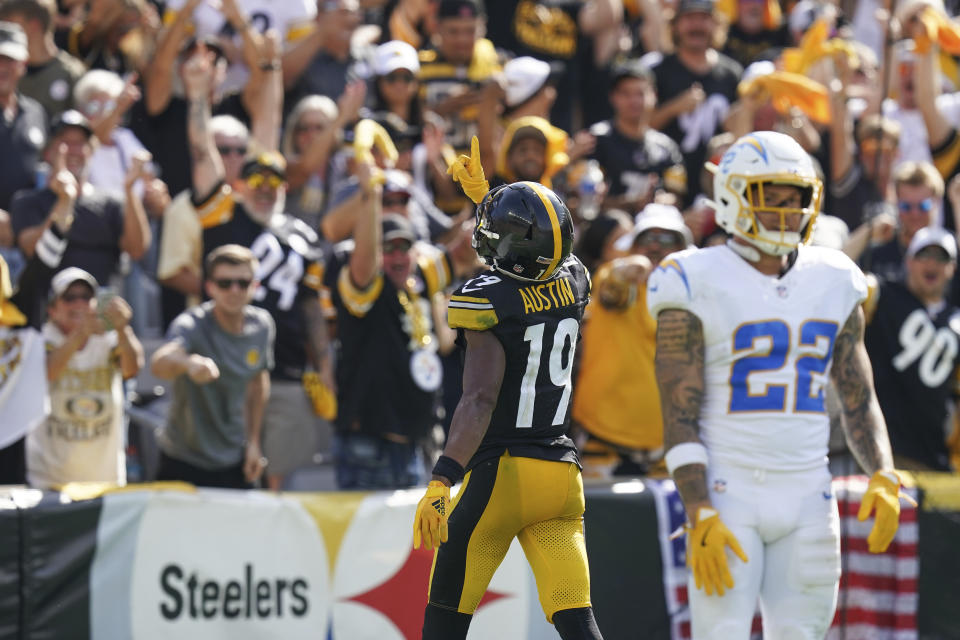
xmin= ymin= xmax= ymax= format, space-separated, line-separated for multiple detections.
xmin=120 ymin=151 xmax=154 ymax=260
xmin=249 ymin=30 xmax=284 ymax=152
xmin=347 ymin=160 xmax=382 ymax=289
xmin=655 ymin=309 xmax=709 ymax=519
xmin=184 ymin=45 xmax=226 ymax=198
xmin=829 ymin=304 xmax=894 ymax=474
xmin=914 ymin=39 xmax=952 ymax=150
xmin=144 ymin=0 xmax=203 ymax=115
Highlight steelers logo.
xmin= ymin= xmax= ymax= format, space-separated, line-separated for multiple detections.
xmin=246 ymin=348 xmax=260 ymax=367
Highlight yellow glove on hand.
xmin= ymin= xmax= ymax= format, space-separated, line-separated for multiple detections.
xmin=413 ymin=480 xmax=451 ymax=550
xmin=302 ymin=372 xmax=337 ymax=420
xmin=447 ymin=135 xmax=489 ymax=204
xmin=687 ymin=507 xmax=748 ymax=596
xmin=857 ymin=470 xmax=916 ymax=553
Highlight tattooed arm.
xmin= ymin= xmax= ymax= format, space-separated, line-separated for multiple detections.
xmin=655 ymin=309 xmax=710 ymax=521
xmin=183 ymin=47 xmax=225 ymax=199
xmin=830 ymin=305 xmax=895 ymax=475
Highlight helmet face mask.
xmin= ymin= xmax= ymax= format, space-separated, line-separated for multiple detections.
xmin=473 ymin=182 xmax=574 ymax=281
xmin=713 ymin=132 xmax=823 ymax=257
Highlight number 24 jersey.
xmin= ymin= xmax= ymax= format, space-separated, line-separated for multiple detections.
xmin=447 ymin=255 xmax=592 ymax=470
xmin=647 ymin=244 xmax=868 ymax=471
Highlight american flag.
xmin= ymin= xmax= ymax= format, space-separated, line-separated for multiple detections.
xmin=649 ymin=476 xmax=919 ymax=640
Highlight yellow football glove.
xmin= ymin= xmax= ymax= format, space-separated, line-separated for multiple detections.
xmin=687 ymin=507 xmax=748 ymax=596
xmin=447 ymin=135 xmax=489 ymax=204
xmin=857 ymin=470 xmax=917 ymax=553
xmin=302 ymin=371 xmax=337 ymax=420
xmin=413 ymin=480 xmax=451 ymax=550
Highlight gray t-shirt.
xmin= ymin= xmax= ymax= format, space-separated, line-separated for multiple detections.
xmin=158 ymin=301 xmax=275 ymax=470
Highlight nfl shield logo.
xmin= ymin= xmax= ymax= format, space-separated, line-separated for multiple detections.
xmin=776 ymin=285 xmax=788 ymax=298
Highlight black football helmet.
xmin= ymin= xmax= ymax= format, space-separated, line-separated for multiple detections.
xmin=473 ymin=182 xmax=575 ymax=281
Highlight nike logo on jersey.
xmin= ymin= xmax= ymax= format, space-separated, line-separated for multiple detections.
xmin=431 ymin=498 xmax=445 ymax=516
xmin=519 ymin=277 xmax=576 ymax=314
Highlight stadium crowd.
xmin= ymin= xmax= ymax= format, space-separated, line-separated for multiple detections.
xmin=1 ymin=0 xmax=960 ymax=491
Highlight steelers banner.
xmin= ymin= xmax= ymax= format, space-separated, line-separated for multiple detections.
xmin=12 ymin=486 xmax=557 ymax=640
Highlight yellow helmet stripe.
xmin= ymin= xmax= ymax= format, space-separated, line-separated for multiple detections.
xmin=523 ymin=182 xmax=562 ymax=280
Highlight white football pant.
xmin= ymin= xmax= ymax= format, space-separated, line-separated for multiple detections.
xmin=689 ymin=464 xmax=840 ymax=640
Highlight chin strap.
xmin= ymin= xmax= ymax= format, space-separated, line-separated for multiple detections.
xmin=726 ymin=239 xmax=762 ymax=263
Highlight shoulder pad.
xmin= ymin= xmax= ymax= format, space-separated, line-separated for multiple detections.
xmin=646 ymin=250 xmax=697 ymax=318
xmin=448 ymin=272 xmax=505 ymax=330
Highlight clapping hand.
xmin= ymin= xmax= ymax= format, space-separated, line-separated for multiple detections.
xmin=187 ymin=354 xmax=220 ymax=384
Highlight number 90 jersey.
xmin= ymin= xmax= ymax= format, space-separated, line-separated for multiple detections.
xmin=647 ymin=244 xmax=868 ymax=471
xmin=447 ymin=255 xmax=592 ymax=471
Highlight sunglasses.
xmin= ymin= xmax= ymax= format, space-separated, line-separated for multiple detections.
xmin=217 ymin=145 xmax=248 ymax=156
xmin=245 ymin=173 xmax=284 ymax=189
xmin=898 ymin=198 xmax=933 ymax=214
xmin=212 ymin=278 xmax=253 ymax=290
xmin=295 ymin=122 xmax=326 ymax=134
xmin=383 ymin=239 xmax=412 ymax=254
xmin=61 ymin=291 xmax=94 ymax=303
xmin=636 ymin=230 xmax=683 ymax=247
xmin=382 ymin=71 xmax=416 ymax=84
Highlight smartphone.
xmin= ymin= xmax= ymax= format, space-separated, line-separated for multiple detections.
xmin=97 ymin=289 xmax=117 ymax=331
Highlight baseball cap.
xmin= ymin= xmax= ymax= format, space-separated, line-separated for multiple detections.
xmin=50 ymin=267 xmax=98 ymax=299
xmin=674 ymin=0 xmax=715 ymax=18
xmin=50 ymin=109 xmax=94 ymax=139
xmin=241 ymin=151 xmax=287 ymax=180
xmin=615 ymin=203 xmax=693 ymax=251
xmin=373 ymin=40 xmax=420 ymax=76
xmin=437 ymin=0 xmax=483 ymax=19
xmin=906 ymin=226 xmax=957 ymax=260
xmin=383 ymin=169 xmax=413 ymax=196
xmin=382 ymin=213 xmax=417 ymax=243
xmin=0 ymin=21 xmax=27 ymax=62
xmin=503 ymin=57 xmax=555 ymax=108
xmin=609 ymin=59 xmax=655 ymax=88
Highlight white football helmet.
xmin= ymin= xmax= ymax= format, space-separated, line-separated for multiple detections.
xmin=710 ymin=131 xmax=822 ymax=257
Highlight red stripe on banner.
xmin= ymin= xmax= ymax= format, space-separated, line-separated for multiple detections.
xmin=843 ymin=572 xmax=918 ymax=592
xmin=842 ymin=537 xmax=918 ymax=555
xmin=680 ymin=620 xmax=690 ymax=638
xmin=833 ymin=607 xmax=917 ymax=630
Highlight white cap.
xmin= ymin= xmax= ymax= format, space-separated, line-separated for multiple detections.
xmin=906 ymin=226 xmax=957 ymax=260
xmin=0 ymin=21 xmax=28 ymax=63
xmin=50 ymin=267 xmax=98 ymax=299
xmin=615 ymin=203 xmax=693 ymax=251
xmin=373 ymin=40 xmax=420 ymax=76
xmin=742 ymin=60 xmax=776 ymax=84
xmin=503 ymin=56 xmax=552 ymax=108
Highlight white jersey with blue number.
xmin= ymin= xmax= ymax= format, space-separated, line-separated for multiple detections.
xmin=647 ymin=244 xmax=868 ymax=471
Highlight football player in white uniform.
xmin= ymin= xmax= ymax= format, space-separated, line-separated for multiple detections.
xmin=647 ymin=131 xmax=914 ymax=639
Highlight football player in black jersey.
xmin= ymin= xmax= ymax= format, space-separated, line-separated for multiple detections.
xmin=414 ymin=139 xmax=603 ymax=640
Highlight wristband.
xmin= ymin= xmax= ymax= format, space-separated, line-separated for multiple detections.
xmin=259 ymin=61 xmax=281 ymax=71
xmin=665 ymin=442 xmax=709 ymax=476
xmin=432 ymin=455 xmax=465 ymax=485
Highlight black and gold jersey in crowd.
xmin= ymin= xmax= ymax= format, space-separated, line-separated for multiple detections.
xmin=198 ymin=184 xmax=325 ymax=381
xmin=417 ymin=39 xmax=501 ymax=153
xmin=326 ymin=243 xmax=453 ymax=439
xmin=447 ymin=255 xmax=591 ymax=469
xmin=588 ymin=120 xmax=687 ymax=202
xmin=864 ymin=279 xmax=960 ymax=471
xmin=931 ymin=126 xmax=960 ymax=233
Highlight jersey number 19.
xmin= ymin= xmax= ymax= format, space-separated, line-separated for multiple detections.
xmin=517 ymin=318 xmax=579 ymax=429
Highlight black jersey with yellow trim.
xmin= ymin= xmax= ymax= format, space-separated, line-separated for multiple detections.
xmin=199 ymin=184 xmax=326 ymax=381
xmin=865 ymin=279 xmax=960 ymax=471
xmin=328 ymin=242 xmax=454 ymax=438
xmin=448 ymin=254 xmax=592 ymax=470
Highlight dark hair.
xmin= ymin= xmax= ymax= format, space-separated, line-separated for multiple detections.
xmin=372 ymin=77 xmax=423 ymax=128
xmin=574 ymin=210 xmax=632 ymax=273
xmin=205 ymin=244 xmax=259 ymax=277
xmin=0 ymin=0 xmax=54 ymax=32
